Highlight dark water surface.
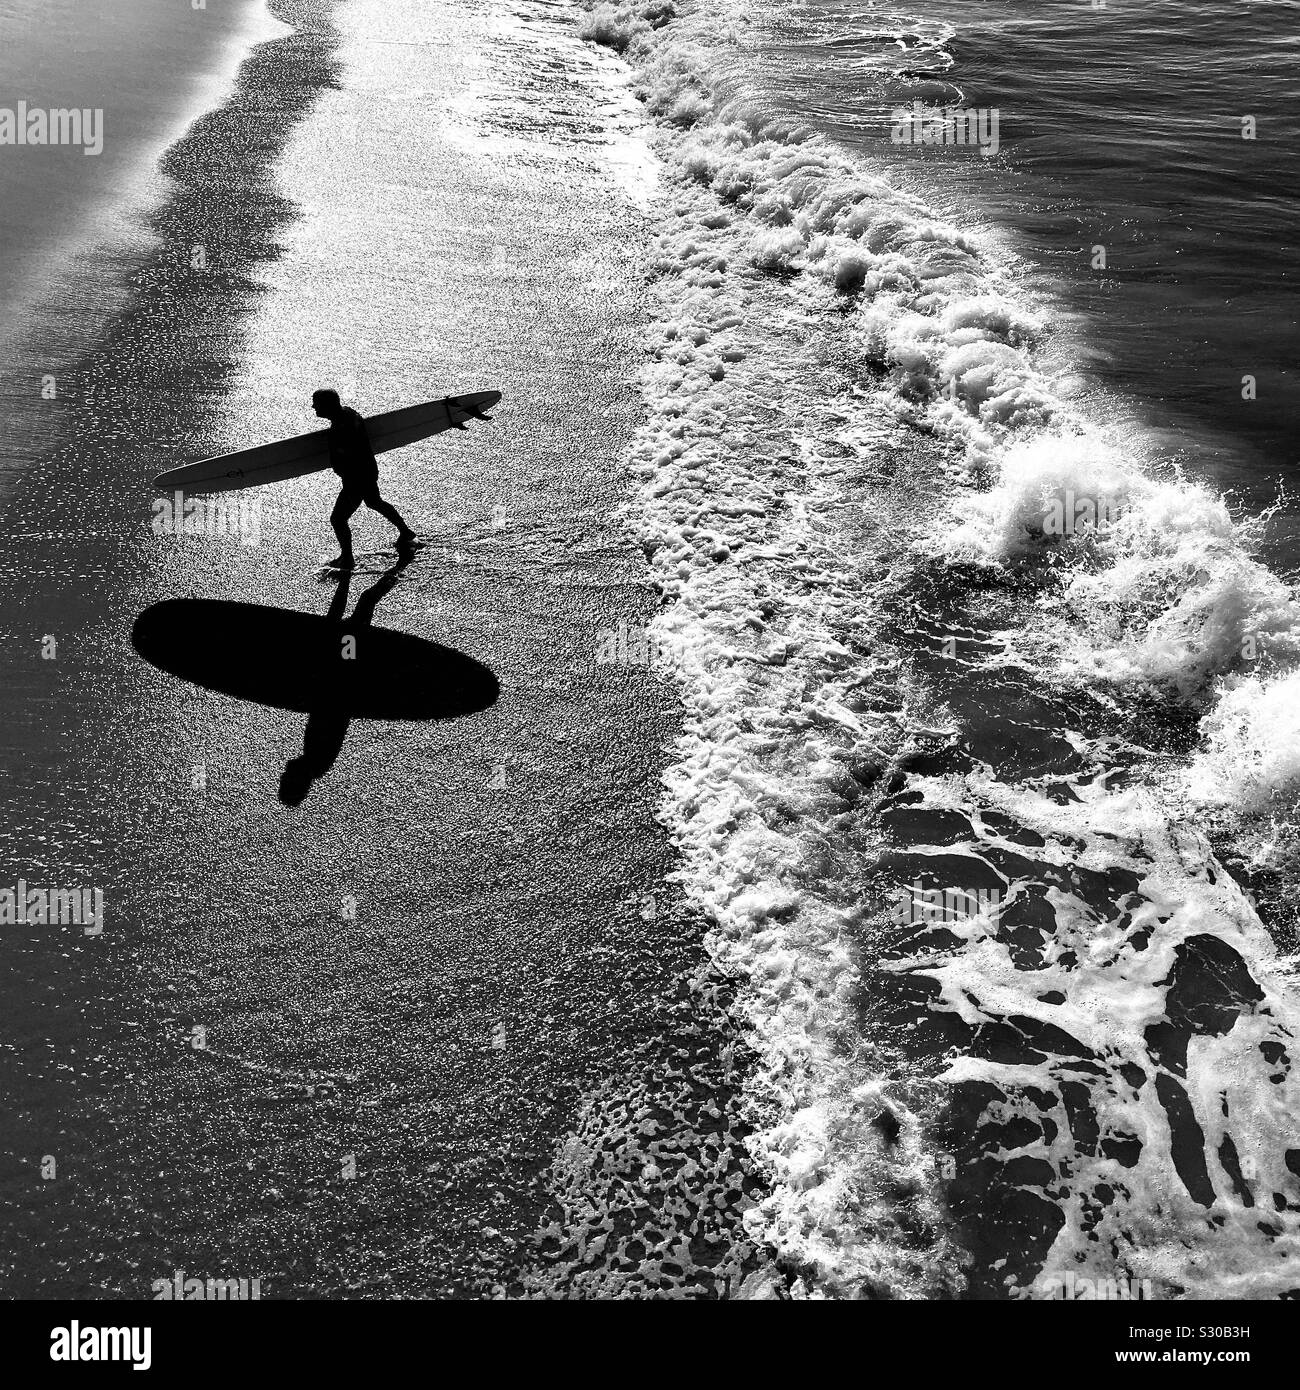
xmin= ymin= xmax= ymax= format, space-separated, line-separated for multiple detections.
xmin=749 ymin=0 xmax=1300 ymax=517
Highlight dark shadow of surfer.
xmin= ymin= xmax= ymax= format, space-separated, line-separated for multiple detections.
xmin=279 ymin=553 xmax=414 ymax=806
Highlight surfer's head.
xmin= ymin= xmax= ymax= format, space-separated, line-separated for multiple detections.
xmin=279 ymin=757 xmax=313 ymax=806
xmin=312 ymin=388 xmax=342 ymax=420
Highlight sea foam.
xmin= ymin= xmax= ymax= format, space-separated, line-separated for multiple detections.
xmin=574 ymin=0 xmax=1300 ymax=1299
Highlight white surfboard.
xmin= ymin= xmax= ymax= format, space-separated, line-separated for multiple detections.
xmin=153 ymin=391 xmax=501 ymax=494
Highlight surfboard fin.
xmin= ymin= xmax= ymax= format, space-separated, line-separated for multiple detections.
xmin=447 ymin=395 xmax=494 ymax=423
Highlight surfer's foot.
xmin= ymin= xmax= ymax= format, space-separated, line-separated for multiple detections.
xmin=395 ymin=528 xmax=418 ymax=549
xmin=325 ymin=554 xmax=355 ymax=571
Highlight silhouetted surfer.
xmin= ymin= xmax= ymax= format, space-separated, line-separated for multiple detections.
xmin=312 ymin=388 xmax=415 ymax=570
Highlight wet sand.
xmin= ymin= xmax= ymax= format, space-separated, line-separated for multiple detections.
xmin=0 ymin=0 xmax=760 ymax=1298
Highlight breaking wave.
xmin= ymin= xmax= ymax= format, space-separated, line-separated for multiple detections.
xmin=574 ymin=0 xmax=1300 ymax=1298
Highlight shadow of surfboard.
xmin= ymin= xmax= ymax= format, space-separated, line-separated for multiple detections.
xmin=131 ymin=598 xmax=499 ymax=719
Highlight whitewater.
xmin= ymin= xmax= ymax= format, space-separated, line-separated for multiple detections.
xmin=567 ymin=0 xmax=1300 ymax=1298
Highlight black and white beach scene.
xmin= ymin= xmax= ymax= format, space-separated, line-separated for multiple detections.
xmin=1 ymin=0 xmax=1297 ymax=1342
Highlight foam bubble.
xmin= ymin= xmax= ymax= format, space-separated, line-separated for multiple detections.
xmin=1184 ymin=671 xmax=1300 ymax=853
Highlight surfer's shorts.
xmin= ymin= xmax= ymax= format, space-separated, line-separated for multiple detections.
xmin=332 ymin=473 xmax=383 ymax=520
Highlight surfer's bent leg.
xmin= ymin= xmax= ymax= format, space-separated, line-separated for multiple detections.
xmin=330 ymin=485 xmax=364 ymax=565
xmin=362 ymin=478 xmax=415 ymax=543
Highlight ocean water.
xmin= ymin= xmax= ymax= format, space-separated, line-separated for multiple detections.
xmin=579 ymin=0 xmax=1300 ymax=1297
xmin=748 ymin=0 xmax=1300 ymax=514
xmin=0 ymin=0 xmax=284 ymax=477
